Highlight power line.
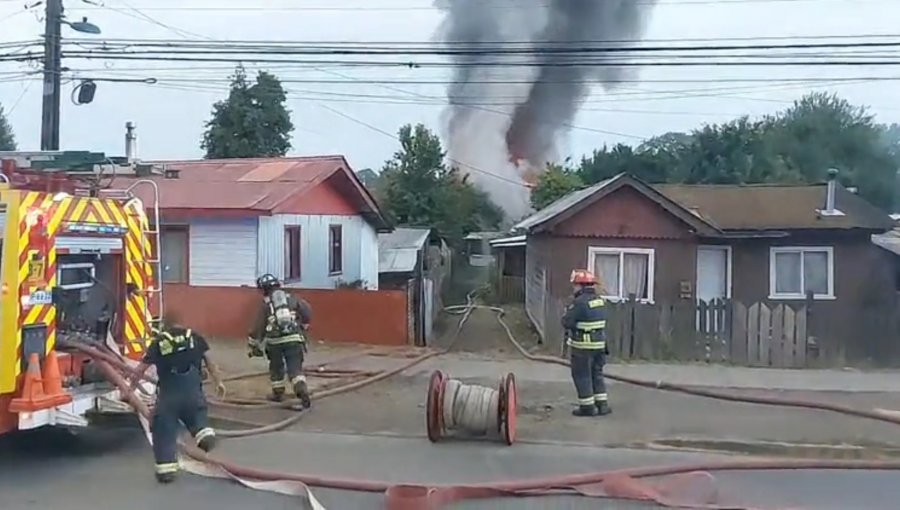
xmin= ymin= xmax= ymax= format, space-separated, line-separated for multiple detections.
xmin=54 ymin=53 xmax=900 ymax=67
xmin=58 ymin=38 xmax=900 ymax=54
xmin=64 ymin=33 xmax=900 ymax=46
xmin=67 ymin=0 xmax=887 ymax=12
xmin=316 ymin=102 xmax=532 ymax=189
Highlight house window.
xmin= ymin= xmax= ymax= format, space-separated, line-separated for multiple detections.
xmin=769 ymin=247 xmax=834 ymax=299
xmin=284 ymin=226 xmax=301 ymax=281
xmin=587 ymin=247 xmax=655 ymax=302
xmin=329 ymin=224 xmax=343 ymax=274
xmin=160 ymin=226 xmax=188 ymax=284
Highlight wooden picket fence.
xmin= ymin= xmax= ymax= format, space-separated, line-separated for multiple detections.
xmin=605 ymin=299 xmax=810 ymax=368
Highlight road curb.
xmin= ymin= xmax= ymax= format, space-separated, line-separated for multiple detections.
xmin=626 ymin=437 xmax=900 ymax=460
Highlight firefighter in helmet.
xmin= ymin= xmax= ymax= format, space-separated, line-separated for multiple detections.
xmin=128 ymin=314 xmax=226 ymax=483
xmin=561 ymin=269 xmax=611 ymax=417
xmin=248 ymin=273 xmax=312 ymax=407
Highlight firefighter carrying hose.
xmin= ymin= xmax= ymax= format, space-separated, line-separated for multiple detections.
xmin=127 ymin=316 xmax=226 ymax=483
xmin=248 ymin=273 xmax=312 ymax=407
xmin=561 ymin=269 xmax=612 ymax=417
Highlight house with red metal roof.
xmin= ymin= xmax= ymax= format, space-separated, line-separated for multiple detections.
xmin=110 ymin=156 xmax=409 ymax=345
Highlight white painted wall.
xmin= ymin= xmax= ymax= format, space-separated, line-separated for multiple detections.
xmin=188 ymin=218 xmax=258 ymax=287
xmin=257 ymin=214 xmax=379 ymax=290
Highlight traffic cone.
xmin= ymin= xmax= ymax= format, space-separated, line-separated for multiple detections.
xmin=42 ymin=351 xmax=72 ymax=407
xmin=9 ymin=353 xmax=55 ymax=412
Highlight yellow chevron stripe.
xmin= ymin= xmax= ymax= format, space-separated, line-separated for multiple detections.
xmin=67 ymin=198 xmax=89 ymax=225
xmin=108 ymin=202 xmax=128 ymax=227
xmin=92 ymin=200 xmax=114 ymax=224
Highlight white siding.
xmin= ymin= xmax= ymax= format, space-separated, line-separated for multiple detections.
xmin=257 ymin=214 xmax=379 ymax=290
xmin=189 ymin=218 xmax=258 ymax=287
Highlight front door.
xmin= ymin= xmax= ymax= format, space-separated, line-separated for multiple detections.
xmin=697 ymin=246 xmax=730 ymax=302
xmin=696 ymin=246 xmax=730 ymax=331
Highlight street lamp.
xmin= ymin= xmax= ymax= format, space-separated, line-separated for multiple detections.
xmin=40 ymin=0 xmax=103 ymax=151
xmin=64 ymin=16 xmax=102 ymax=35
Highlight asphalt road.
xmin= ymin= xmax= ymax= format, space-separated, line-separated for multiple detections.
xmin=3 ymin=424 xmax=900 ymax=510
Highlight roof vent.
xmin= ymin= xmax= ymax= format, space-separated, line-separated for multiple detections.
xmin=819 ymin=168 xmax=845 ymax=217
xmin=164 ymin=168 xmax=180 ymax=179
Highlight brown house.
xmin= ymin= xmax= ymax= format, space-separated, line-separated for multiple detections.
xmin=517 ymin=173 xmax=896 ymax=362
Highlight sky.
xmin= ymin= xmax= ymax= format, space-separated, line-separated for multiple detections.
xmin=2 ymin=0 xmax=900 ymax=177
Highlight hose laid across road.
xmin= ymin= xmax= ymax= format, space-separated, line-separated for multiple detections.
xmin=60 ymin=296 xmax=900 ymax=509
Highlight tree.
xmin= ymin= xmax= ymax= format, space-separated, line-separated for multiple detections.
xmin=0 ymin=103 xmax=16 ymax=151
xmin=201 ymin=65 xmax=293 ymax=159
xmin=530 ymin=92 xmax=900 ymax=210
xmin=380 ymin=124 xmax=502 ymax=243
xmin=530 ymin=163 xmax=583 ymax=210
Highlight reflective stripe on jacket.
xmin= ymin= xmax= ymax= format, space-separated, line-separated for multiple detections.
xmin=562 ymin=291 xmax=608 ymax=350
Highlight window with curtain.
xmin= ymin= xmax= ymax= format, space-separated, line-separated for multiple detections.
xmin=770 ymin=247 xmax=833 ymax=299
xmin=588 ymin=247 xmax=654 ymax=302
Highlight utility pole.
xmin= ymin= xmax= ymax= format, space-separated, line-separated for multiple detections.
xmin=40 ymin=0 xmax=63 ymax=151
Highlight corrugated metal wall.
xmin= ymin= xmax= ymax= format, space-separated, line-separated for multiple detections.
xmin=189 ymin=218 xmax=259 ymax=287
xmin=257 ymin=214 xmax=379 ymax=290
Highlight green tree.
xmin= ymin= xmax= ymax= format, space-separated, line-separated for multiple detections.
xmin=380 ymin=124 xmax=501 ymax=243
xmin=530 ymin=162 xmax=583 ymax=210
xmin=201 ymin=65 xmax=294 ymax=159
xmin=532 ymin=92 xmax=899 ymax=210
xmin=0 ymin=103 xmax=16 ymax=151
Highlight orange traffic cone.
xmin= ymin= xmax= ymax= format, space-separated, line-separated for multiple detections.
xmin=42 ymin=351 xmax=72 ymax=407
xmin=9 ymin=353 xmax=55 ymax=412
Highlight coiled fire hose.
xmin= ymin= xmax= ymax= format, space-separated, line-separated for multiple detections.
xmin=59 ymin=293 xmax=900 ymax=510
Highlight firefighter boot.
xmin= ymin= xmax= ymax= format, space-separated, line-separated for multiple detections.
xmin=572 ymin=405 xmax=598 ymax=417
xmin=596 ymin=401 xmax=612 ymax=416
xmin=267 ymin=387 xmax=286 ymax=402
xmin=156 ymin=472 xmax=176 ymax=484
xmin=294 ymin=379 xmax=311 ymax=409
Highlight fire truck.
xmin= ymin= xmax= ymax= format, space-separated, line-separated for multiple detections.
xmin=0 ymin=151 xmax=163 ymax=435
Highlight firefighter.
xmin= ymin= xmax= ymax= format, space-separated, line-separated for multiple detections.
xmin=248 ymin=273 xmax=312 ymax=407
xmin=561 ymin=269 xmax=611 ymax=417
xmin=128 ymin=317 xmax=226 ymax=483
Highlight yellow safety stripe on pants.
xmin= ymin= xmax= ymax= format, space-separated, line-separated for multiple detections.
xmin=290 ymin=375 xmax=307 ymax=385
xmin=594 ymin=393 xmax=608 ymax=402
xmin=575 ymin=320 xmax=606 ymax=330
xmin=155 ymin=462 xmax=179 ymax=474
xmin=577 ymin=396 xmax=595 ymax=406
xmin=566 ymin=339 xmax=607 ymax=350
xmin=271 ymin=380 xmax=286 ymax=389
xmin=266 ymin=334 xmax=304 ymax=345
xmin=195 ymin=427 xmax=216 ymax=443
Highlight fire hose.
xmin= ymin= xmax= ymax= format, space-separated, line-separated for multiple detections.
xmin=59 ymin=296 xmax=900 ymax=510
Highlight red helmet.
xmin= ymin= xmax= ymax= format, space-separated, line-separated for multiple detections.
xmin=570 ymin=269 xmax=597 ymax=285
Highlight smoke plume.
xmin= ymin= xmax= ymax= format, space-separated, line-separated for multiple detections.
xmin=434 ymin=0 xmax=657 ymax=222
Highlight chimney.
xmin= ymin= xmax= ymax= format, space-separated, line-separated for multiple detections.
xmin=125 ymin=122 xmax=137 ymax=163
xmin=820 ymin=168 xmax=844 ymax=217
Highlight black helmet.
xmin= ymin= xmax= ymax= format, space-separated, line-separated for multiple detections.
xmin=256 ymin=273 xmax=281 ymax=291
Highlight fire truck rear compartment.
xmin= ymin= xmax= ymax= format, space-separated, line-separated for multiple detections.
xmin=54 ymin=253 xmax=126 ymax=387
xmin=56 ymin=253 xmax=122 ymax=342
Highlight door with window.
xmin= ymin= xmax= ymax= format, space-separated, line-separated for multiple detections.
xmin=697 ymin=246 xmax=730 ymax=303
xmin=696 ymin=246 xmax=731 ymax=331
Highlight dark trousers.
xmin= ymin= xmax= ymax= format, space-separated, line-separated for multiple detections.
xmin=151 ymin=372 xmax=213 ymax=475
xmin=266 ymin=341 xmax=306 ymax=392
xmin=570 ymin=348 xmax=608 ymax=407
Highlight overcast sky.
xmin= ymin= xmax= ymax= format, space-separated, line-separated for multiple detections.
xmin=2 ymin=0 xmax=900 ymax=174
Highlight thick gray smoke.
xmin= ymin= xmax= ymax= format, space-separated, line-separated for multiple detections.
xmin=434 ymin=0 xmax=657 ymax=222
xmin=507 ymin=0 xmax=658 ymax=167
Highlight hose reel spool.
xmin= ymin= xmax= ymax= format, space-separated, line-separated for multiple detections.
xmin=425 ymin=369 xmax=517 ymax=446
